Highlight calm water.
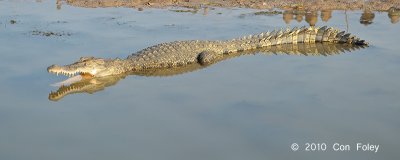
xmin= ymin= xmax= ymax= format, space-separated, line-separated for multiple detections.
xmin=1 ymin=1 xmax=399 ymax=160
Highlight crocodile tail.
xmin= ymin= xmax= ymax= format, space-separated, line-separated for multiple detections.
xmin=255 ymin=26 xmax=368 ymax=47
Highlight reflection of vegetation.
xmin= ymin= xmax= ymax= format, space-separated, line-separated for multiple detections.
xmin=388 ymin=7 xmax=400 ymax=24
xmin=281 ymin=6 xmax=399 ymax=26
xmin=305 ymin=11 xmax=318 ymax=26
xmin=54 ymin=0 xmax=399 ymax=25
xmin=169 ymin=9 xmax=197 ymax=14
xmin=57 ymin=0 xmax=400 ymax=11
xmin=239 ymin=10 xmax=282 ymax=18
xmin=320 ymin=10 xmax=332 ymax=22
xmin=360 ymin=10 xmax=375 ymax=26
xmin=31 ymin=30 xmax=72 ymax=37
xmin=283 ymin=11 xmax=293 ymax=24
xmin=51 ymin=20 xmax=68 ymax=24
xmin=253 ymin=10 xmax=283 ymax=16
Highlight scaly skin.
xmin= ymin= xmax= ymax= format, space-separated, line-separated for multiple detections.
xmin=48 ymin=42 xmax=367 ymax=101
xmin=47 ymin=26 xmax=368 ymax=78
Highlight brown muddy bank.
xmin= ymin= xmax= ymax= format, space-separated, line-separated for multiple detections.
xmin=52 ymin=0 xmax=400 ymax=25
xmin=57 ymin=0 xmax=400 ymax=11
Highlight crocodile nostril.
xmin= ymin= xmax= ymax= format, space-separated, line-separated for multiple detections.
xmin=47 ymin=65 xmax=61 ymax=72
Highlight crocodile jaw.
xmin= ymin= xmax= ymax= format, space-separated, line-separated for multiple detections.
xmin=49 ymin=83 xmax=85 ymax=101
xmin=48 ymin=79 xmax=95 ymax=101
xmin=47 ymin=57 xmax=114 ymax=77
xmin=47 ymin=64 xmax=96 ymax=77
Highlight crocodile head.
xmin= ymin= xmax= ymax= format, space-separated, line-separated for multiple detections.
xmin=48 ymin=57 xmax=124 ymax=77
xmin=49 ymin=74 xmax=125 ymax=101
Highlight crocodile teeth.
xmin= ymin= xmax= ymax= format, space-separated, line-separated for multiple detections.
xmin=51 ymin=70 xmax=81 ymax=77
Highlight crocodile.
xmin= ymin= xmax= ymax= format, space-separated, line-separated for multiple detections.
xmin=48 ymin=26 xmax=368 ymax=79
xmin=48 ymin=43 xmax=367 ymax=101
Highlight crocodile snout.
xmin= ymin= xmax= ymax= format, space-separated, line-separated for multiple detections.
xmin=47 ymin=64 xmax=61 ymax=72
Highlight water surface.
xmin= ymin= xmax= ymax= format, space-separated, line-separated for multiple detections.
xmin=0 ymin=1 xmax=399 ymax=160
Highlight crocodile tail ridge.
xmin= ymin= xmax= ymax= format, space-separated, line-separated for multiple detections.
xmin=251 ymin=26 xmax=368 ymax=47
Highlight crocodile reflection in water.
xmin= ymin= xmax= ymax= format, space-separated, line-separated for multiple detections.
xmin=49 ymin=43 xmax=367 ymax=101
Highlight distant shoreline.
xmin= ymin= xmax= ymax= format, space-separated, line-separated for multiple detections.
xmin=57 ymin=0 xmax=400 ymax=11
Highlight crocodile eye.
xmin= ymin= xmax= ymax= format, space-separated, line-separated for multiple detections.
xmin=80 ymin=56 xmax=94 ymax=62
xmin=96 ymin=61 xmax=105 ymax=65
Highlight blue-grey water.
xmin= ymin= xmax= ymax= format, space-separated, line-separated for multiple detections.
xmin=0 ymin=1 xmax=399 ymax=160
